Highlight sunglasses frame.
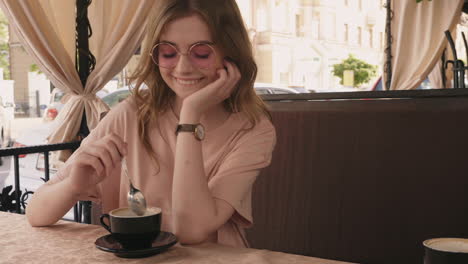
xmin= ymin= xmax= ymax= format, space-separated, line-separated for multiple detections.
xmin=149 ymin=42 xmax=218 ymax=70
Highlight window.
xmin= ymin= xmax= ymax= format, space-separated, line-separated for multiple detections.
xmin=368 ymin=28 xmax=373 ymax=48
xmin=344 ymin=24 xmax=349 ymax=42
xmin=280 ymin=72 xmax=289 ymax=85
xmin=295 ymin=14 xmax=302 ymax=37
xmin=380 ymin=32 xmax=384 ymax=50
xmin=358 ymin=26 xmax=362 ymax=45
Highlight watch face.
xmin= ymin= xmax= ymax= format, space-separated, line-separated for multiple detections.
xmin=195 ymin=124 xmax=205 ymax=140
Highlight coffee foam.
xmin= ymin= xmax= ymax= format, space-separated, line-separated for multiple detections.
xmin=425 ymin=238 xmax=468 ymax=253
xmin=111 ymin=207 xmax=162 ymax=218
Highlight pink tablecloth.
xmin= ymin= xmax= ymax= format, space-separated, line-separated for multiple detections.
xmin=0 ymin=212 xmax=355 ymax=264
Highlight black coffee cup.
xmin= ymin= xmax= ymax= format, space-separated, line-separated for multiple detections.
xmin=423 ymin=238 xmax=468 ymax=264
xmin=100 ymin=207 xmax=162 ymax=249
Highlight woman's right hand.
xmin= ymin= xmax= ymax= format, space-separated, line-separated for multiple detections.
xmin=66 ymin=133 xmax=127 ymax=196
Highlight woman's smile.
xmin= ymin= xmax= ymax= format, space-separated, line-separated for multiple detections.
xmin=173 ymin=76 xmax=205 ymax=86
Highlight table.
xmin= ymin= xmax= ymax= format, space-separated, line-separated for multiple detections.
xmin=0 ymin=212 xmax=355 ymax=264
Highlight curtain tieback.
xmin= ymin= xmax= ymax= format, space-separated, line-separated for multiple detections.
xmin=63 ymin=93 xmax=98 ymax=103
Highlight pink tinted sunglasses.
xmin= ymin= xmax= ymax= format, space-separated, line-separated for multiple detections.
xmin=149 ymin=42 xmax=218 ymax=69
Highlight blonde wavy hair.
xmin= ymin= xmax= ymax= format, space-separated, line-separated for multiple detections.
xmin=129 ymin=0 xmax=270 ymax=161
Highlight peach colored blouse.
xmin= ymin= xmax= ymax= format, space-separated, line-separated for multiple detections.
xmin=53 ymin=98 xmax=276 ymax=248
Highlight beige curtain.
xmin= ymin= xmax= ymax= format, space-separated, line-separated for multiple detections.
xmin=387 ymin=0 xmax=463 ymax=90
xmin=428 ymin=59 xmax=444 ymax=88
xmin=0 ymin=0 xmax=155 ymax=160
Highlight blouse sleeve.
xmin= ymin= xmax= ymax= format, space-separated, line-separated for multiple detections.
xmin=208 ymin=118 xmax=276 ymax=228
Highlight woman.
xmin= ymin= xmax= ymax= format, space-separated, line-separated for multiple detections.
xmin=26 ymin=0 xmax=276 ymax=247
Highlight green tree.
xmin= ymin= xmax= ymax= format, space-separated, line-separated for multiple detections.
xmin=29 ymin=64 xmax=43 ymax=74
xmin=0 ymin=10 xmax=9 ymax=79
xmin=332 ymin=54 xmax=377 ymax=88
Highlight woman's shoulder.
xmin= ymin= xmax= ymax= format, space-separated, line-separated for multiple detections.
xmin=97 ymin=95 xmax=139 ymax=130
xmin=219 ymin=112 xmax=276 ymax=162
xmin=235 ymin=111 xmax=274 ymax=130
xmin=229 ymin=111 xmax=276 ymax=141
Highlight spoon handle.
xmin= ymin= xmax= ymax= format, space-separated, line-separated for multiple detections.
xmin=122 ymin=158 xmax=132 ymax=184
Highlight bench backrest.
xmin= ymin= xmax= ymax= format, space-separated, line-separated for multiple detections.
xmin=246 ymin=97 xmax=468 ymax=264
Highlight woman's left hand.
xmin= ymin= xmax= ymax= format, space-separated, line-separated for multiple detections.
xmin=181 ymin=59 xmax=240 ymax=121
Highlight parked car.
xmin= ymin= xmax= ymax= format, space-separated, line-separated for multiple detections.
xmin=254 ymin=86 xmax=300 ymax=95
xmin=43 ymin=88 xmax=109 ymax=122
xmin=101 ymin=87 xmax=133 ymax=108
xmin=101 ymin=85 xmax=301 ymax=105
xmin=43 ymin=88 xmax=65 ymax=122
xmin=254 ymin=82 xmax=314 ymax=94
xmin=288 ymin=86 xmax=315 ymax=93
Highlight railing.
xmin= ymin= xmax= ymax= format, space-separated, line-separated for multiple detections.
xmin=0 ymin=140 xmax=94 ymax=224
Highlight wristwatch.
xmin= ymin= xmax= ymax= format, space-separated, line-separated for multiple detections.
xmin=175 ymin=123 xmax=205 ymax=141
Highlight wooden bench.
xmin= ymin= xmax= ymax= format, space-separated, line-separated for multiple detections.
xmin=246 ymin=97 xmax=468 ymax=264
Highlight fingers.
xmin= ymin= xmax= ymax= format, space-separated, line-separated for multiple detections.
xmin=224 ymin=59 xmax=241 ymax=81
xmin=182 ymin=58 xmax=242 ymax=114
xmin=106 ymin=134 xmax=127 ymax=166
xmin=76 ymin=152 xmax=106 ymax=179
xmin=84 ymin=146 xmax=113 ymax=174
xmin=68 ymin=133 xmax=127 ymax=195
xmin=222 ymin=59 xmax=241 ymax=98
xmin=108 ymin=133 xmax=127 ymax=157
xmin=80 ymin=133 xmax=127 ymax=176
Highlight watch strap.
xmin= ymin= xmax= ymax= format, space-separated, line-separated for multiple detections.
xmin=175 ymin=124 xmax=198 ymax=135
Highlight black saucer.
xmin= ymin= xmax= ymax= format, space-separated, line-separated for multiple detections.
xmin=95 ymin=231 xmax=178 ymax=258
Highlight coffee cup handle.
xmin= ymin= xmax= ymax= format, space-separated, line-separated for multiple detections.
xmin=100 ymin=214 xmax=111 ymax=233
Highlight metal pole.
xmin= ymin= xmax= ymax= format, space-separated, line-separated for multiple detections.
xmin=441 ymin=49 xmax=447 ymax=88
xmin=14 ymin=155 xmax=21 ymax=213
xmin=35 ymin=90 xmax=40 ymax=117
xmin=445 ymin=30 xmax=461 ymax=88
xmin=44 ymin=151 xmax=50 ymax=182
xmin=76 ymin=0 xmax=94 ymax=137
xmin=75 ymin=0 xmax=95 ymax=224
xmin=384 ymin=0 xmax=393 ymax=91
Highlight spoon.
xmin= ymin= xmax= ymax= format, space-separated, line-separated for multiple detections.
xmin=122 ymin=158 xmax=147 ymax=216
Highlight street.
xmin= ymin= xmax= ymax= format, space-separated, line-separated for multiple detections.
xmin=0 ymin=117 xmax=43 ymax=190
xmin=10 ymin=117 xmax=43 ymax=141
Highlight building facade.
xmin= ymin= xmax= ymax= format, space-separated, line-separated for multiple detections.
xmin=236 ymin=0 xmax=386 ymax=91
xmin=7 ymin=0 xmax=388 ymax=106
xmin=8 ymin=26 xmax=35 ymax=107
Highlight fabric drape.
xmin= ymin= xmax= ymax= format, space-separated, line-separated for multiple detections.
xmin=427 ymin=59 xmax=444 ymax=89
xmin=0 ymin=0 xmax=154 ymax=161
xmin=386 ymin=0 xmax=463 ymax=90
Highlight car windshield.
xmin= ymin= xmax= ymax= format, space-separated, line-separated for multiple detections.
xmin=255 ymin=88 xmax=270 ymax=95
xmin=272 ymin=89 xmax=291 ymax=94
xmin=54 ymin=91 xmax=65 ymax=103
xmin=102 ymin=90 xmax=131 ymax=108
